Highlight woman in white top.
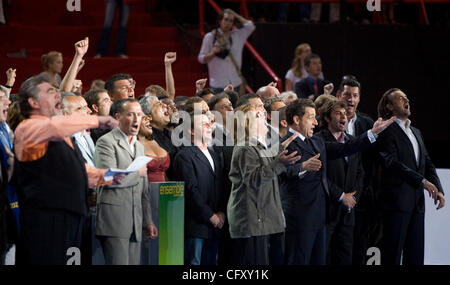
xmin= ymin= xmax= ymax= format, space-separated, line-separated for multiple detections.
xmin=285 ymin=43 xmax=323 ymax=91
xmin=40 ymin=51 xmax=63 ymax=87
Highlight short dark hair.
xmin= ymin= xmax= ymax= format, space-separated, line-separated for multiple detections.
xmin=223 ymin=90 xmax=239 ymax=108
xmin=105 ymin=73 xmax=132 ymax=95
xmin=235 ymin=93 xmax=260 ymax=108
xmin=304 ymin=53 xmax=320 ymax=67
xmin=320 ymin=100 xmax=347 ymax=128
xmin=18 ymin=73 xmax=51 ymax=119
xmin=208 ymin=92 xmax=229 ymax=111
xmin=114 ymin=98 xmax=140 ymax=117
xmin=378 ymin=88 xmax=400 ymax=119
xmin=83 ymin=89 xmax=108 ymax=110
xmin=338 ymin=78 xmax=361 ymax=93
xmin=195 ymin=88 xmax=214 ymax=98
xmin=286 ymin=99 xmax=316 ymax=125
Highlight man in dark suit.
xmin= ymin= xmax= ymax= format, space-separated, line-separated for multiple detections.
xmin=317 ymin=100 xmax=364 ymax=265
xmin=294 ymin=54 xmax=330 ymax=100
xmin=336 ymin=77 xmax=382 ymax=264
xmin=209 ymin=93 xmax=234 ymax=265
xmin=173 ymin=111 xmax=225 ymax=265
xmin=280 ymin=99 xmax=394 ymax=265
xmin=376 ymin=88 xmax=445 ymax=265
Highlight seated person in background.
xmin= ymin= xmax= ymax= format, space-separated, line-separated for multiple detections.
xmin=294 ymin=54 xmax=331 ymax=100
xmin=285 ymin=43 xmax=324 ymax=92
xmin=40 ymin=51 xmax=63 ymax=87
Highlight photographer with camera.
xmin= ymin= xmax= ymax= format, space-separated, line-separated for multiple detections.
xmin=198 ymin=9 xmax=255 ymax=96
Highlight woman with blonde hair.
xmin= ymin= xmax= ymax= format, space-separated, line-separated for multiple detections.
xmin=285 ymin=43 xmax=323 ymax=91
xmin=227 ymin=104 xmax=300 ymax=265
xmin=40 ymin=51 xmax=63 ymax=87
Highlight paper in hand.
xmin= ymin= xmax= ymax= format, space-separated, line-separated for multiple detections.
xmin=105 ymin=156 xmax=153 ymax=178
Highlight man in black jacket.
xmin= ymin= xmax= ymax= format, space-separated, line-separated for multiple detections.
xmin=336 ymin=77 xmax=382 ymax=265
xmin=281 ymin=99 xmax=394 ymax=265
xmin=173 ymin=111 xmax=224 ymax=265
xmin=317 ymin=100 xmax=364 ymax=265
xmin=376 ymin=88 xmax=445 ymax=265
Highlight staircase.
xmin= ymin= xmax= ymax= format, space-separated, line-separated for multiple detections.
xmin=0 ymin=0 xmax=206 ymax=97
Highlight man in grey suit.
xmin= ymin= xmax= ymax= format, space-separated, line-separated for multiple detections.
xmin=94 ymin=98 xmax=158 ymax=265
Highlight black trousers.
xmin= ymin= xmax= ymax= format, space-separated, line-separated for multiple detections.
xmin=285 ymin=226 xmax=326 ymax=265
xmin=326 ymin=221 xmax=354 ymax=265
xmin=232 ymin=235 xmax=269 ymax=265
xmin=16 ymin=209 xmax=85 ymax=265
xmin=381 ymin=211 xmax=424 ymax=265
xmin=217 ymin=220 xmax=233 ymax=265
xmin=269 ymin=232 xmax=285 ymax=265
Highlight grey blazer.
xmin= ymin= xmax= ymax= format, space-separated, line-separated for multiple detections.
xmin=227 ymin=143 xmax=287 ymax=238
xmin=94 ymin=127 xmax=153 ymax=242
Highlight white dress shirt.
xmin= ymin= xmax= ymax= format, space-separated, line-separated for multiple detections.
xmin=395 ymin=118 xmax=420 ymax=165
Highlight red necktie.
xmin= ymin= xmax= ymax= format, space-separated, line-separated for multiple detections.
xmin=313 ymin=80 xmax=318 ymax=95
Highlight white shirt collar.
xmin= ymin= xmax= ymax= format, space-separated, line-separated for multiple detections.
xmin=395 ymin=118 xmax=411 ymax=129
xmin=288 ymin=127 xmax=306 ymax=141
xmin=118 ymin=128 xmax=137 ymax=146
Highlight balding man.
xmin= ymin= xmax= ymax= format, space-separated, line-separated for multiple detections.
xmin=256 ymin=86 xmax=280 ymax=102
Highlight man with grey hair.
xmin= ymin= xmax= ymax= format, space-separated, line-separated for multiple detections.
xmin=13 ymin=73 xmax=122 ymax=265
xmin=280 ymin=91 xmax=298 ymax=106
xmin=140 ymin=95 xmax=178 ymax=180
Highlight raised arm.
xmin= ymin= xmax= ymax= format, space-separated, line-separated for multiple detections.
xmin=59 ymin=37 xmax=89 ymax=92
xmin=164 ymin=52 xmax=176 ymax=100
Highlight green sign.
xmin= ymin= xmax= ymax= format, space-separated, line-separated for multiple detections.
xmin=158 ymin=182 xmax=184 ymax=265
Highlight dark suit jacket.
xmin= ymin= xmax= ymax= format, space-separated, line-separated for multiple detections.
xmin=317 ymin=129 xmax=364 ymax=226
xmin=280 ymin=130 xmax=372 ymax=232
xmin=376 ymin=123 xmax=444 ymax=213
xmin=173 ymin=146 xmax=224 ymax=239
xmin=294 ymin=77 xmax=330 ymax=100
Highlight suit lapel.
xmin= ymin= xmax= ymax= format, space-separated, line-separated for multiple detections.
xmin=293 ymin=136 xmax=316 ymax=157
xmin=391 ymin=123 xmax=416 ymax=162
xmin=193 ymin=147 xmax=216 ymax=176
xmin=113 ymin=128 xmax=135 ymax=158
xmin=411 ymin=126 xmax=424 ymax=168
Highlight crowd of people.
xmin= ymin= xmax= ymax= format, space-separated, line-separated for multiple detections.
xmin=0 ymin=8 xmax=446 ymax=266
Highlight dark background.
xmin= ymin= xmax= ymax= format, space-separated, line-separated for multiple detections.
xmin=242 ymin=23 xmax=450 ymax=168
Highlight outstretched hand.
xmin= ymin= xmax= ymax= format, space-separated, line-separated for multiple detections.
xmin=371 ymin=116 xmax=396 ymax=136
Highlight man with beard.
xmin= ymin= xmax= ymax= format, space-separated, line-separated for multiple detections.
xmin=377 ymin=89 xmax=444 ymax=265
